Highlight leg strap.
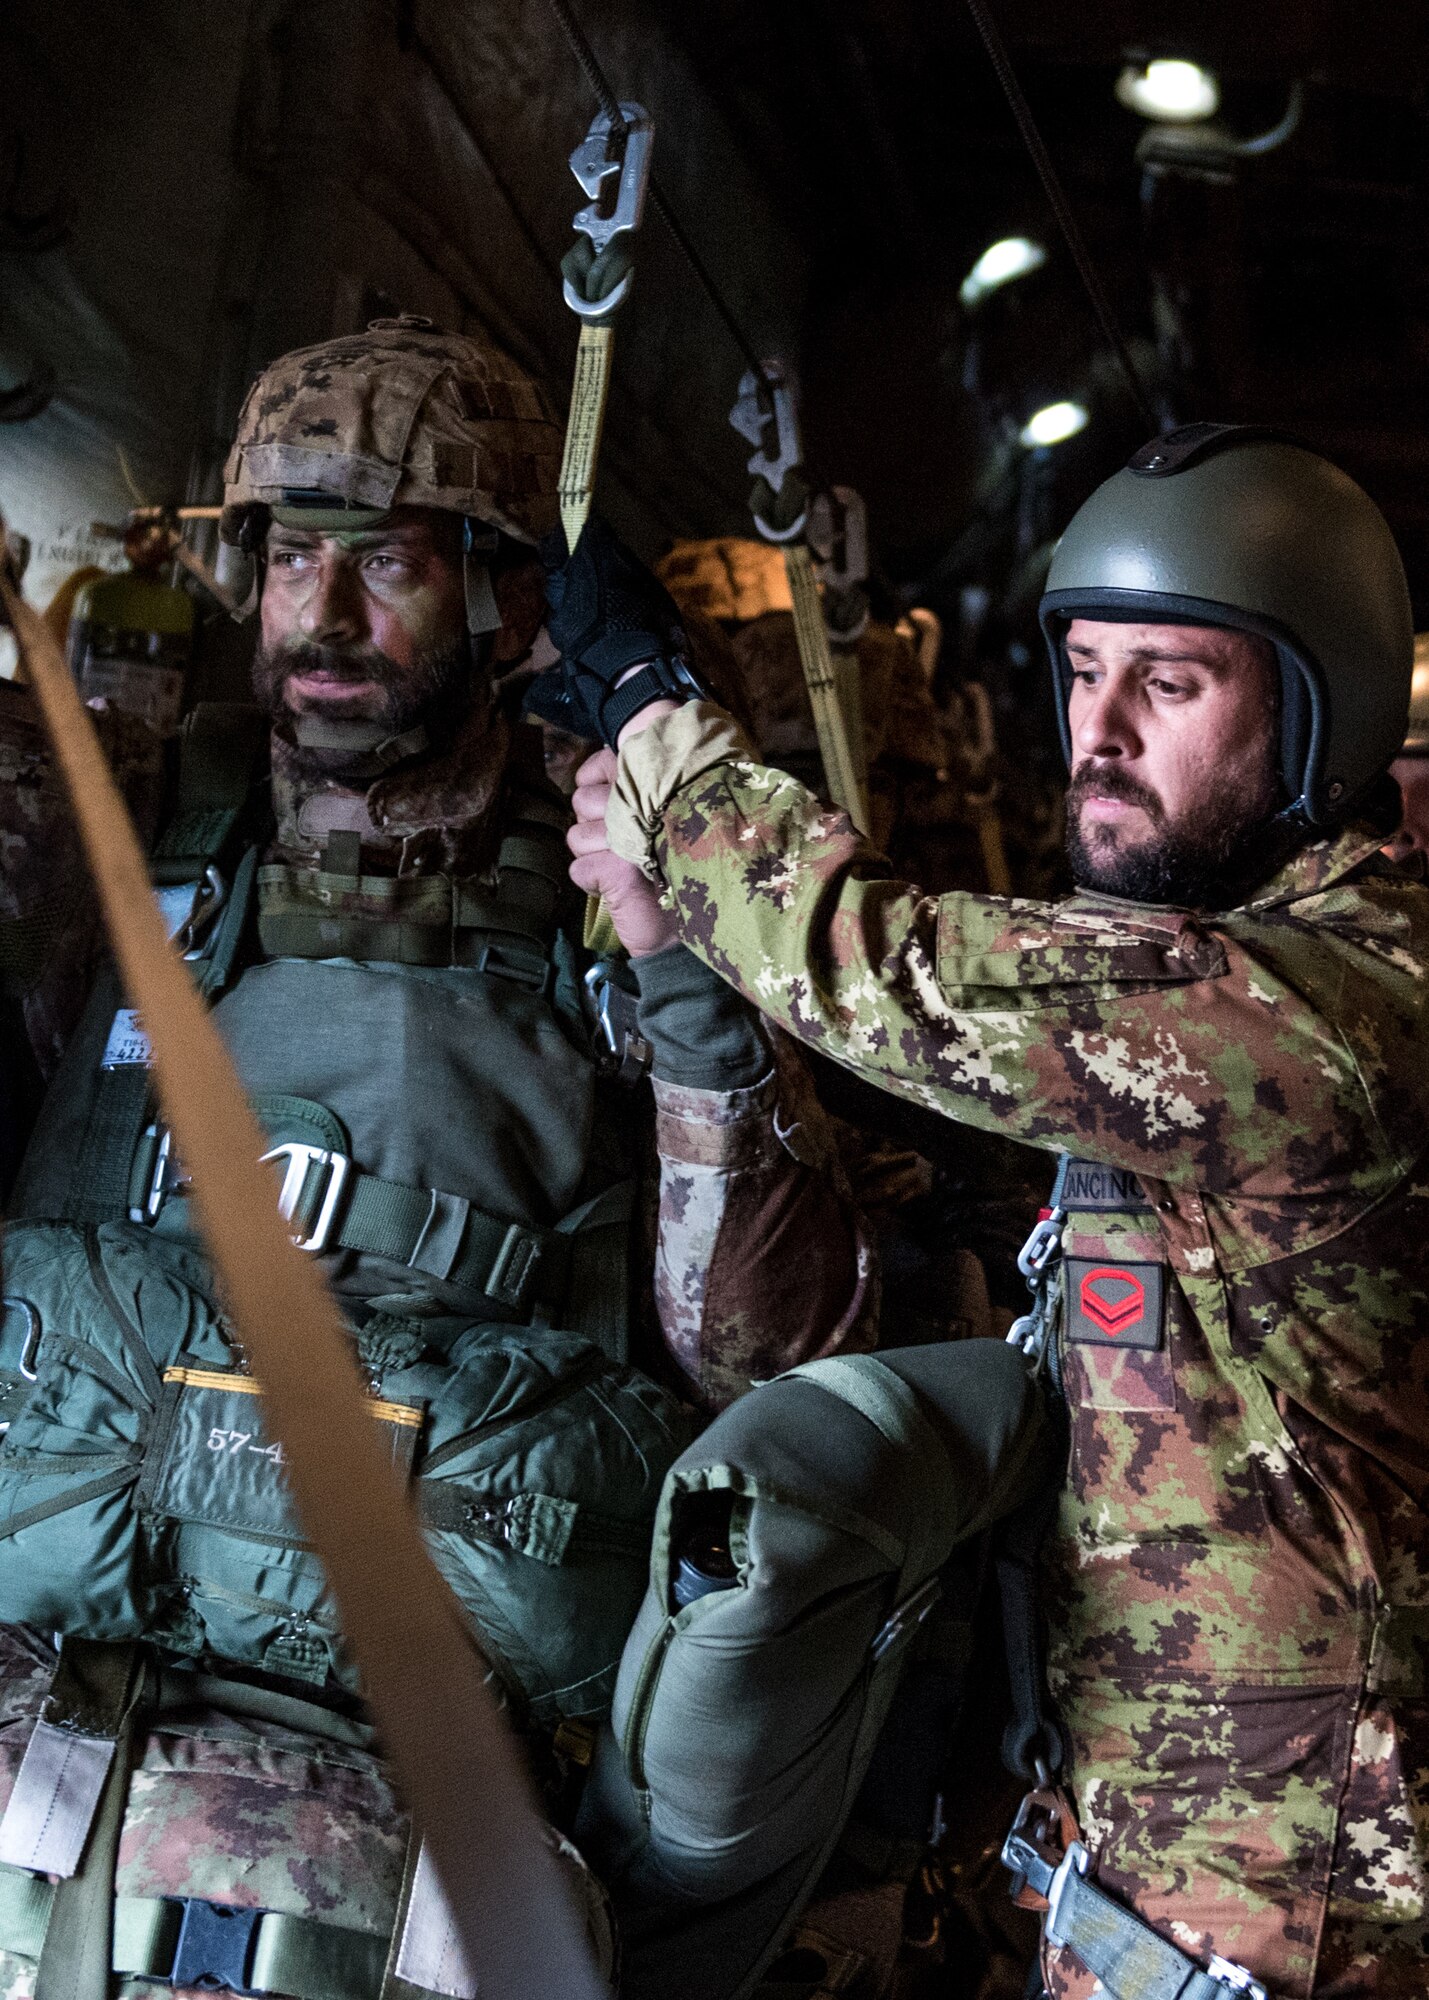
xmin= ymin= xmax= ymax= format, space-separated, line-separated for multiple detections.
xmin=1021 ymin=1842 xmax=1269 ymax=2000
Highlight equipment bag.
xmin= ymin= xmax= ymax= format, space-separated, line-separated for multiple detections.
xmin=577 ymin=1340 xmax=1051 ymax=2000
xmin=0 ymin=1219 xmax=690 ymax=1725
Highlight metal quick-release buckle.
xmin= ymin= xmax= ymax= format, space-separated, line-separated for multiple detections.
xmin=131 ymin=1124 xmax=179 ymax=1224
xmin=1206 ymin=1957 xmax=1268 ymax=2000
xmin=1017 ymin=1207 xmax=1066 ymax=1281
xmin=166 ymin=1896 xmax=266 ymax=1994
xmin=1043 ymin=1840 xmax=1089 ymax=1950
xmin=259 ymin=1142 xmax=351 ymax=1253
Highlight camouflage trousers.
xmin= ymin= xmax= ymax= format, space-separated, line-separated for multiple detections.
xmin=1042 ymin=1682 xmax=1429 ymax=1999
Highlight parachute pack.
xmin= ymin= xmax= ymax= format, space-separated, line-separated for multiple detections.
xmin=0 ymin=1218 xmax=688 ymax=1722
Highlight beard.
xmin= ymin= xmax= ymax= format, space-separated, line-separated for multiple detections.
xmin=251 ymin=639 xmax=470 ymax=778
xmin=1064 ymin=758 xmax=1281 ymax=909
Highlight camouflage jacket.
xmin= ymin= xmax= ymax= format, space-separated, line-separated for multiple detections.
xmin=607 ymin=705 xmax=1429 ymax=1996
xmin=0 ymin=693 xmax=871 ymax=1410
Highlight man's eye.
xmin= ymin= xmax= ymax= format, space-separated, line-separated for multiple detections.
xmin=1150 ymin=678 xmax=1192 ymax=698
xmin=270 ymin=549 xmax=307 ymax=569
xmin=364 ymin=554 xmax=407 ymax=575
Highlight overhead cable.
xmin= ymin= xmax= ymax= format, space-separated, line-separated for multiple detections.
xmin=962 ymin=0 xmax=1158 ymax=433
xmin=544 ymin=0 xmax=776 ymax=394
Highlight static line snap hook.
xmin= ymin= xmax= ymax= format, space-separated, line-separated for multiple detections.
xmin=563 ymin=102 xmax=653 ymax=318
xmin=807 ymin=486 xmax=869 ymax=593
xmin=730 ymin=359 xmax=805 ymax=532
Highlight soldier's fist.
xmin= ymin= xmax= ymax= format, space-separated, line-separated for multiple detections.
xmin=568 ymin=748 xmax=679 ymax=957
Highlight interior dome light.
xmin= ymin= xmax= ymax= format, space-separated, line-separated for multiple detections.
xmin=1020 ymin=401 xmax=1089 ymax=449
xmin=959 ymin=236 xmax=1047 ymax=307
xmin=1116 ymin=59 xmax=1220 ymax=122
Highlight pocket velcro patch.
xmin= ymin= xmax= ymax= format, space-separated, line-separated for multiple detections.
xmin=1065 ymin=1258 xmax=1165 ymax=1350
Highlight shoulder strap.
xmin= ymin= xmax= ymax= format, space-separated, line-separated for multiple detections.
xmin=150 ymin=703 xmax=267 ymax=885
xmin=778 ymin=1355 xmax=957 ymax=1594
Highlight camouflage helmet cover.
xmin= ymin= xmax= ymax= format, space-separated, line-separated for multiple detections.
xmin=220 ymin=316 xmax=562 ymax=547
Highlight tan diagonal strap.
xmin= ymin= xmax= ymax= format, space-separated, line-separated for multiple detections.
xmin=0 ymin=567 xmax=605 ymax=2000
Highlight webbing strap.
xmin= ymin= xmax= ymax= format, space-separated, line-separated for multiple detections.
xmin=0 ymin=1639 xmax=139 ymax=1881
xmin=780 ymin=1355 xmax=958 ymax=1594
xmin=0 ymin=1872 xmax=390 ymax=2000
xmin=34 ymin=1645 xmax=144 ymax=2000
xmin=150 ymin=704 xmax=267 ymax=887
xmin=1050 ymin=1863 xmax=1265 ymax=2000
xmin=335 ymin=1175 xmax=562 ymax=1306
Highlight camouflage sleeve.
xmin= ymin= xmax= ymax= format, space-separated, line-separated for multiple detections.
xmin=649 ymin=1031 xmax=876 ymax=1411
xmin=610 ymin=705 xmax=1400 ymax=1201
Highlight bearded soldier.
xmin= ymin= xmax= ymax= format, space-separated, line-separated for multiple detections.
xmin=551 ymin=425 xmax=1429 ymax=1997
xmin=0 ymin=316 xmax=882 ymax=1998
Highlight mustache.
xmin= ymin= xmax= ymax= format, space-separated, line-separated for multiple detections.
xmin=1066 ymin=761 xmax=1164 ymax=824
xmin=262 ymin=643 xmax=399 ymax=686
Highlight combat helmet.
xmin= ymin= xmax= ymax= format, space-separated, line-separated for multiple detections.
xmin=220 ymin=314 xmax=563 ymax=633
xmin=1039 ymin=423 xmax=1414 ymax=824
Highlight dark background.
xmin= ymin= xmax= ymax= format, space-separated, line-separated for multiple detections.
xmin=3 ymin=0 xmax=1426 ymax=740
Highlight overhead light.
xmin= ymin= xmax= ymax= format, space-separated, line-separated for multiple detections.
xmin=959 ymin=236 xmax=1047 ymax=308
xmin=1020 ymin=401 xmax=1089 ymax=449
xmin=1116 ymin=59 xmax=1220 ymax=122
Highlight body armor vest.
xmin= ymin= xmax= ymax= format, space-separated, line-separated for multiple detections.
xmin=0 ymin=707 xmax=685 ymax=1722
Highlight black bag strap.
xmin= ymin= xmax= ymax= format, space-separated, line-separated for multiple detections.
xmin=150 ymin=703 xmax=267 ymax=885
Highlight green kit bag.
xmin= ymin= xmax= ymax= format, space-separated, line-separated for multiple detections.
xmin=0 ymin=1219 xmax=689 ymax=1724
xmin=577 ymin=1340 xmax=1049 ymax=2000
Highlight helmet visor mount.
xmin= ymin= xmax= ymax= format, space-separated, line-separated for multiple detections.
xmin=1040 ymin=587 xmax=1331 ymax=824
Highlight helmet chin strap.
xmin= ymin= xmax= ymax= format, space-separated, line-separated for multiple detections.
xmin=287 ymin=714 xmax=431 ymax=774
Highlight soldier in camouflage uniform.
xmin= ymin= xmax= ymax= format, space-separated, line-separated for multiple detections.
xmin=547 ymin=426 xmax=1429 ymax=1997
xmin=0 ymin=316 xmax=872 ymax=1999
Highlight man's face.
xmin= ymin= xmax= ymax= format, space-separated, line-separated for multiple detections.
xmin=253 ymin=507 xmax=469 ymax=767
xmin=1063 ymin=618 xmax=1281 ymax=906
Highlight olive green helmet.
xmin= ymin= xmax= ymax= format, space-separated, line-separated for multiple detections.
xmin=1040 ymin=423 xmax=1414 ymax=824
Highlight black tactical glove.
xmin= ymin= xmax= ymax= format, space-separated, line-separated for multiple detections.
xmin=524 ymin=516 xmax=706 ymax=748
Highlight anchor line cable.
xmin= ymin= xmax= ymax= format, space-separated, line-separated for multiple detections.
xmin=962 ymin=0 xmax=1158 ymax=432
xmin=543 ymin=0 xmax=776 ymax=395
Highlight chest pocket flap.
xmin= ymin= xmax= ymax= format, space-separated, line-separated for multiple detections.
xmin=936 ymin=893 xmax=1228 ymax=997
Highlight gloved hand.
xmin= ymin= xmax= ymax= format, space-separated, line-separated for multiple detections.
xmin=524 ymin=516 xmax=706 ymax=748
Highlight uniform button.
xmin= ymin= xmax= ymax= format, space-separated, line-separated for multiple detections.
xmin=1158 ymin=1198 xmax=1175 ymax=1213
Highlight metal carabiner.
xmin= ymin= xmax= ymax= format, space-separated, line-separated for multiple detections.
xmin=729 ymin=359 xmax=806 ymax=537
xmin=563 ymin=103 xmax=653 ymax=319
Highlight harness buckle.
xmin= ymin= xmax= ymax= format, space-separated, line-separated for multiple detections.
xmin=1206 ymin=1957 xmax=1268 ymax=2000
xmin=485 ymin=1223 xmax=545 ymax=1312
xmin=168 ymin=1897 xmax=265 ymax=1994
xmin=1017 ymin=1207 xmax=1065 ymax=1281
xmin=259 ymin=1142 xmax=351 ymax=1253
xmin=1000 ymin=1787 xmax=1068 ymax=1904
xmin=1044 ymin=1840 xmax=1090 ymax=1950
